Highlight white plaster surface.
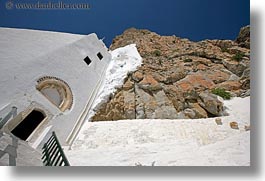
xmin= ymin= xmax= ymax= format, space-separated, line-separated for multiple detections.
xmin=66 ymin=97 xmax=250 ymax=166
xmin=86 ymin=44 xmax=142 ymax=120
xmin=0 ymin=28 xmax=111 ymax=146
xmin=0 ymin=131 xmax=42 ymax=166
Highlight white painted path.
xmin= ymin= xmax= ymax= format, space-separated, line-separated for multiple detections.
xmin=65 ymin=97 xmax=250 ymax=166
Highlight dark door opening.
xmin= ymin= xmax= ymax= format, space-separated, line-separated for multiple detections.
xmin=11 ymin=110 xmax=45 ymax=141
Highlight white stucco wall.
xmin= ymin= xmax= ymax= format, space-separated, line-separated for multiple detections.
xmin=0 ymin=28 xmax=111 ymax=148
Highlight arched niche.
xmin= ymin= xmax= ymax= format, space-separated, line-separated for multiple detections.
xmin=36 ymin=76 xmax=73 ymax=112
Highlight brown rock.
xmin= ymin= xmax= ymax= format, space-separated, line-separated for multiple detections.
xmin=230 ymin=122 xmax=239 ymax=129
xmin=132 ymin=71 xmax=144 ymax=82
xmin=92 ymin=26 xmax=250 ymax=121
xmin=163 ymin=68 xmax=186 ymax=84
xmin=196 ymin=64 xmax=208 ymax=71
xmin=206 ymin=70 xmax=231 ymax=84
xmin=209 ymin=40 xmax=236 ymax=49
xmin=123 ymin=90 xmax=136 ymax=119
xmin=228 ymin=46 xmax=249 ymax=56
xmin=123 ymin=78 xmax=134 ymax=91
xmin=214 ymin=81 xmax=241 ymax=91
xmin=190 ymin=103 xmax=208 ymax=118
xmin=177 ymin=73 xmax=215 ymax=92
xmin=152 ymin=72 xmax=166 ymax=82
xmin=91 ymin=91 xmax=125 ymax=121
xmin=138 ymin=74 xmax=162 ymax=91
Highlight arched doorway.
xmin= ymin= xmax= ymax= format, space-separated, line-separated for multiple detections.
xmin=11 ymin=110 xmax=46 ymax=141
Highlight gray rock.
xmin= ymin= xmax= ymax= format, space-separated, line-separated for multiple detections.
xmin=235 ymin=25 xmax=250 ymax=49
xmin=123 ymin=90 xmax=136 ymax=119
xmin=163 ymin=69 xmax=186 ymax=84
xmin=229 ymin=74 xmax=240 ymax=81
xmin=154 ymin=106 xmax=179 ymax=119
xmin=222 ymin=59 xmax=247 ymax=77
xmin=184 ymin=109 xmax=196 ymax=119
xmin=136 ymin=103 xmax=145 ymax=119
xmin=240 ymin=89 xmax=251 ymax=98
xmin=176 ymin=112 xmax=186 ymax=119
xmin=241 ymin=79 xmax=250 ymax=90
xmin=241 ymin=68 xmax=250 ymax=80
xmin=198 ymin=91 xmax=224 ymax=116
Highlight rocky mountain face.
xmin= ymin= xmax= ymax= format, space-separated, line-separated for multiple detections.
xmin=91 ymin=26 xmax=250 ymax=121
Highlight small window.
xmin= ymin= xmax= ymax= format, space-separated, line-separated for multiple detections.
xmin=84 ymin=56 xmax=92 ymax=65
xmin=97 ymin=52 xmax=103 ymax=60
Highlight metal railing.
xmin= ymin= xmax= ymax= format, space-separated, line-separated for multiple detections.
xmin=42 ymin=131 xmax=70 ymax=166
xmin=0 ymin=107 xmax=17 ymax=129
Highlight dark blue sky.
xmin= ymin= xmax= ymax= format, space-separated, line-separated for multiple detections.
xmin=0 ymin=0 xmax=250 ymax=47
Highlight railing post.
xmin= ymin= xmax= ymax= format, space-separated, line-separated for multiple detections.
xmin=52 ymin=132 xmax=70 ymax=166
xmin=42 ymin=131 xmax=70 ymax=166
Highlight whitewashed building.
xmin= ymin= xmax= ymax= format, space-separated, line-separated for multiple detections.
xmin=0 ymin=28 xmax=111 ymax=151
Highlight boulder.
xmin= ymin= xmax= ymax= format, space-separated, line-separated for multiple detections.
xmin=154 ymin=106 xmax=179 ymax=119
xmin=184 ymin=109 xmax=196 ymax=119
xmin=163 ymin=69 xmax=186 ymax=84
xmin=206 ymin=69 xmax=231 ymax=84
xmin=228 ymin=46 xmax=249 ymax=56
xmin=176 ymin=112 xmax=186 ymax=119
xmin=152 ymin=72 xmax=166 ymax=82
xmin=198 ymin=91 xmax=224 ymax=116
xmin=240 ymin=89 xmax=250 ymax=98
xmin=214 ymin=81 xmax=241 ymax=91
xmin=190 ymin=103 xmax=208 ymax=118
xmin=176 ymin=73 xmax=215 ymax=92
xmin=241 ymin=78 xmax=250 ymax=90
xmin=228 ymin=74 xmax=240 ymax=81
xmin=209 ymin=40 xmax=236 ymax=49
xmin=123 ymin=78 xmax=134 ymax=91
xmin=241 ymin=68 xmax=250 ymax=80
xmin=230 ymin=122 xmax=239 ymax=129
xmin=136 ymin=103 xmax=145 ymax=119
xmin=138 ymin=74 xmax=162 ymax=91
xmin=222 ymin=59 xmax=247 ymax=77
xmin=132 ymin=71 xmax=144 ymax=82
xmin=92 ymin=26 xmax=250 ymax=122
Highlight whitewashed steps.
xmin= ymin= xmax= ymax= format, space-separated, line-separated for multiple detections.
xmin=65 ymin=117 xmax=250 ymax=166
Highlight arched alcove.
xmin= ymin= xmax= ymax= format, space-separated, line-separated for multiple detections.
xmin=36 ymin=76 xmax=73 ymax=112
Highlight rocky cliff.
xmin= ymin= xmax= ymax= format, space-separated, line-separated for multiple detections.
xmin=91 ymin=26 xmax=250 ymax=121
